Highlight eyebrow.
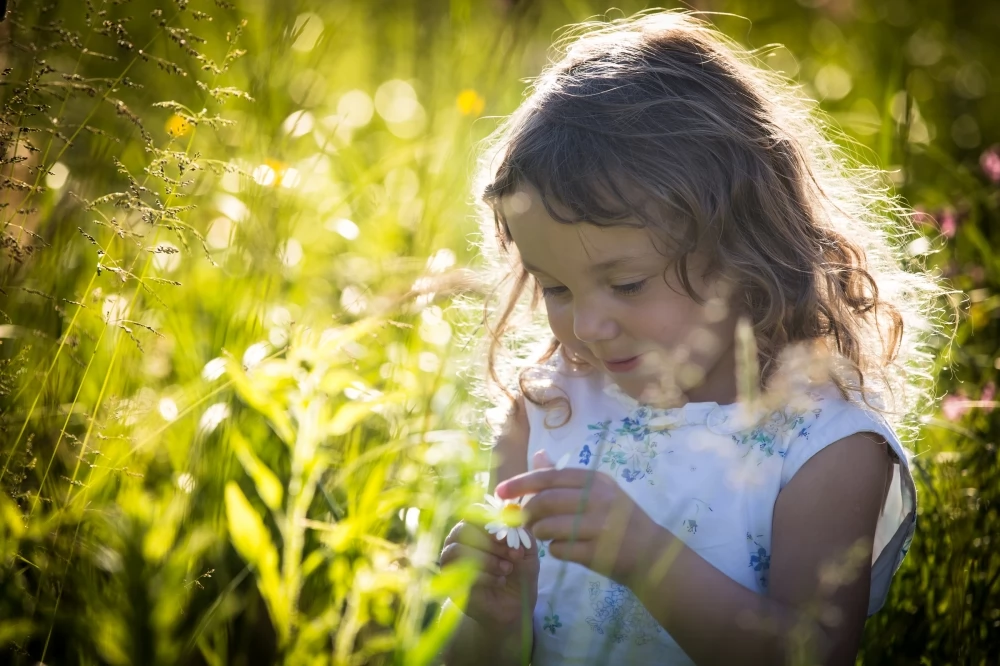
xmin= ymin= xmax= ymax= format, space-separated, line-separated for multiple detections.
xmin=521 ymin=255 xmax=650 ymax=276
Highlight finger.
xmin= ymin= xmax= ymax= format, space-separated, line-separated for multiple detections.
xmin=440 ymin=543 xmax=515 ymax=577
xmin=495 ymin=468 xmax=597 ymax=500
xmin=533 ymin=449 xmax=555 ymax=469
xmin=522 ymin=488 xmax=593 ymax=523
xmin=548 ymin=539 xmax=595 ymax=565
xmin=531 ymin=515 xmax=603 ymax=543
xmin=447 ymin=521 xmax=517 ymax=558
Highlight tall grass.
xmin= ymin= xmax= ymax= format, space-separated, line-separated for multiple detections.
xmin=0 ymin=0 xmax=998 ymax=664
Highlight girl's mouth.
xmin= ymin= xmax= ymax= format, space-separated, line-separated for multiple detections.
xmin=602 ymin=355 xmax=642 ymax=373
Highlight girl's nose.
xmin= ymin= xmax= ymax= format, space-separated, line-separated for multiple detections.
xmin=573 ymin=299 xmax=618 ymax=343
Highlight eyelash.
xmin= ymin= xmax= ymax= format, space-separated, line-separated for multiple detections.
xmin=541 ymin=279 xmax=648 ymax=298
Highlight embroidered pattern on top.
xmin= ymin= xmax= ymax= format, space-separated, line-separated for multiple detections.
xmin=585 ymin=580 xmax=664 ymax=646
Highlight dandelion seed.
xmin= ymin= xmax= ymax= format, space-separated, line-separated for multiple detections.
xmin=198 ymin=402 xmax=230 ymax=434
xmin=202 ymin=357 xmax=226 ymax=381
xmin=477 ymin=493 xmax=532 ymax=549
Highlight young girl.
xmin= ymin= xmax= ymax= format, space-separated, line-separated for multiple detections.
xmin=440 ymin=10 xmax=944 ymax=666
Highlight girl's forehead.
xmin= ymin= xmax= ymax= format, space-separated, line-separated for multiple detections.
xmin=502 ymin=190 xmax=667 ymax=272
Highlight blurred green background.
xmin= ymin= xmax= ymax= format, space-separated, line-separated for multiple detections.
xmin=0 ymin=0 xmax=997 ymax=664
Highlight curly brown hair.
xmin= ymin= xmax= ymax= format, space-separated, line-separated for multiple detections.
xmin=466 ymin=10 xmax=950 ymax=441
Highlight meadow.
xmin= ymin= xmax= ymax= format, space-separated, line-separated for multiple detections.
xmin=0 ymin=0 xmax=997 ymax=664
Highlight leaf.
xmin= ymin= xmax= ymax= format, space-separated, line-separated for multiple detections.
xmin=224 ymin=482 xmax=289 ymax=643
xmin=226 ymin=360 xmax=296 ymax=444
xmin=230 ymin=430 xmax=284 ymax=512
xmin=402 ymin=598 xmax=466 ymax=666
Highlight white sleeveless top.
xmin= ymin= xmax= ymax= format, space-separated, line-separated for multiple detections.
xmin=522 ymin=349 xmax=917 ymax=665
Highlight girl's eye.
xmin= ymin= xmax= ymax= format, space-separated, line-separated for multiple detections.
xmin=541 ymin=280 xmax=647 ymax=298
xmin=612 ymin=279 xmax=647 ymax=296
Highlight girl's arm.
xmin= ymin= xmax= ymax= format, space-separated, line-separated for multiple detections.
xmin=442 ymin=395 xmax=533 ymax=666
xmin=633 ymin=432 xmax=892 ymax=666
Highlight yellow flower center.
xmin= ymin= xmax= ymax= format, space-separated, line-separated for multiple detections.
xmin=501 ymin=503 xmax=524 ymax=528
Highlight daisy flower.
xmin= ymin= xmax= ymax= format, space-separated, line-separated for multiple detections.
xmin=478 ymin=493 xmax=532 ymax=549
xmin=475 ymin=450 xmax=571 ymax=550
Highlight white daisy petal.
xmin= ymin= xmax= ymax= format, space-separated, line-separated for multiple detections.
xmin=517 ymin=527 xmax=532 ymax=549
xmin=485 ymin=522 xmax=503 ymax=534
xmin=495 ymin=527 xmax=508 ymax=542
xmin=506 ymin=528 xmax=519 ymax=549
xmin=555 ymin=452 xmax=571 ymax=470
xmin=485 ymin=494 xmax=503 ymax=509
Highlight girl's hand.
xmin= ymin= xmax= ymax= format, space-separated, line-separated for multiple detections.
xmin=495 ymin=467 xmax=666 ymax=586
xmin=440 ymin=520 xmax=539 ymax=629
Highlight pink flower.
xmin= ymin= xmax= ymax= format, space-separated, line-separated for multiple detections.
xmin=980 ymin=145 xmax=1000 ymax=183
xmin=941 ymin=394 xmax=969 ymax=421
xmin=981 ymin=381 xmax=995 ymax=403
xmin=939 ymin=209 xmax=957 ymax=238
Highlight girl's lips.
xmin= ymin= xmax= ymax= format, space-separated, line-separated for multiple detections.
xmin=602 ymin=355 xmax=642 ymax=373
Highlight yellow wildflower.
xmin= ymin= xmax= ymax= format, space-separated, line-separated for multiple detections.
xmin=456 ymin=89 xmax=485 ymax=116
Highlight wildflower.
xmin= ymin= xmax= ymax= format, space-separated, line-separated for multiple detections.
xmin=166 ymin=113 xmax=193 ymax=137
xmin=478 ymin=493 xmax=532 ymax=549
xmin=980 ymin=145 xmax=1000 ymax=183
xmin=941 ymin=393 xmax=969 ymax=421
xmin=456 ymin=89 xmax=485 ymax=116
xmin=938 ymin=209 xmax=957 ymax=238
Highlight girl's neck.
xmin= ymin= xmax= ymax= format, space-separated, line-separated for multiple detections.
xmin=682 ymin=338 xmax=739 ymax=406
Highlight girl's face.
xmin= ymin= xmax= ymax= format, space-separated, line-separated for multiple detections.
xmin=502 ymin=186 xmax=741 ymax=406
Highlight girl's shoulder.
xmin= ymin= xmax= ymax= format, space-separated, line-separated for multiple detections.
xmin=776 ymin=383 xmax=911 ymax=488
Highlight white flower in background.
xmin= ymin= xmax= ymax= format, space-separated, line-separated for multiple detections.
xmin=242 ymin=342 xmax=270 ymax=371
xmin=198 ymin=402 xmax=230 ymax=434
xmin=202 ymin=357 xmax=226 ymax=381
xmin=478 ymin=493 xmax=532 ymax=550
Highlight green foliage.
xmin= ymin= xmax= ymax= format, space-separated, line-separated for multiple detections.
xmin=0 ymin=0 xmax=997 ymax=664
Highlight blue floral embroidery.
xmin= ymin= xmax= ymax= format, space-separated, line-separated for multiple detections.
xmin=747 ymin=534 xmax=771 ymax=588
xmin=622 ymin=468 xmax=643 ymax=483
xmin=731 ymin=400 xmax=824 ymax=464
xmin=682 ymin=498 xmax=713 ymax=534
xmin=585 ymin=580 xmax=663 ymax=646
xmin=586 ymin=407 xmax=675 ymax=485
xmin=586 ymin=420 xmax=612 ymax=447
xmin=543 ymin=610 xmax=562 ymax=634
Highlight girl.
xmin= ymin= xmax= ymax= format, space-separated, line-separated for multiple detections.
xmin=440 ymin=10 xmax=945 ymax=666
